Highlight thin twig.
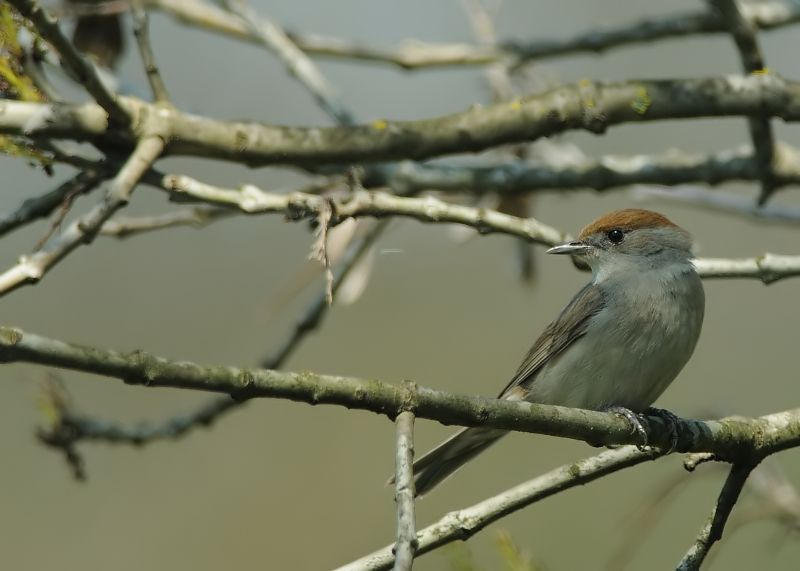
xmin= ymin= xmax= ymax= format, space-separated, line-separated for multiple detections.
xmin=223 ymin=0 xmax=354 ymax=125
xmin=676 ymin=462 xmax=758 ymax=570
xmin=387 ymin=143 xmax=800 ymax=195
xmin=0 ymin=169 xmax=107 ymax=238
xmin=256 ymin=219 xmax=390 ymax=367
xmin=161 ymin=174 xmax=566 ymax=245
xmin=130 ymin=0 xmax=171 ymax=102
xmin=392 ymin=409 xmax=417 ymax=571
xmin=147 ymin=0 xmax=800 ymax=69
xmin=337 ymin=446 xmax=661 ymax=571
xmin=29 ymin=218 xmax=390 ymax=452
xmin=463 ymin=0 xmax=537 ymax=282
xmin=98 ymin=206 xmax=233 ymax=238
xmin=632 ymin=185 xmax=800 ymax=225
xmin=161 ymin=174 xmax=800 ymax=283
xmin=0 ymin=136 xmax=165 ymax=297
xmin=7 ymin=0 xmax=129 ymax=124
xmin=710 ymin=0 xmax=777 ymax=204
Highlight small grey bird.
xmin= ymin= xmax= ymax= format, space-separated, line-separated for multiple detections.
xmin=410 ymin=209 xmax=705 ymax=496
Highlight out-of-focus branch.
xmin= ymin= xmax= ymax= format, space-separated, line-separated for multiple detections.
xmin=256 ymin=218 xmax=389 ymax=367
xmin=33 ymin=218 xmax=390 ymax=454
xmin=5 ymin=76 xmax=800 ymax=166
xmin=223 ymin=0 xmax=354 ymax=125
xmin=0 ymin=169 xmax=108 ymax=238
xmin=711 ymin=0 xmax=777 ymax=204
xmin=392 ymin=409 xmax=417 ymax=571
xmin=676 ymin=462 xmax=757 ymax=570
xmin=632 ymin=185 xmax=800 ymax=225
xmin=338 ymin=446 xmax=660 ymax=571
xmin=98 ymin=206 xmax=233 ymax=238
xmin=0 ymin=135 xmax=165 ymax=297
xmin=147 ymin=0 xmax=800 ymax=69
xmin=7 ymin=0 xmax=129 ymax=124
xmin=130 ymin=0 xmax=171 ymax=102
xmin=389 ymin=143 xmax=800 ymax=195
xmin=3 ymin=325 xmax=800 ymax=459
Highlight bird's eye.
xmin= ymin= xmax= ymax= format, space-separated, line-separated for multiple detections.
xmin=607 ymin=228 xmax=625 ymax=244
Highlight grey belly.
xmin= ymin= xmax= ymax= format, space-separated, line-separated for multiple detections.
xmin=524 ymin=307 xmax=700 ymax=412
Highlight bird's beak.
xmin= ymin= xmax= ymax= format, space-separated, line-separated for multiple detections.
xmin=547 ymin=240 xmax=591 ymax=255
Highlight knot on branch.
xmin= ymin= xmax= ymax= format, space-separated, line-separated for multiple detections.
xmin=0 ymin=326 xmax=22 ymax=361
xmin=576 ymin=79 xmax=608 ymax=134
xmin=399 ymin=380 xmax=419 ymax=416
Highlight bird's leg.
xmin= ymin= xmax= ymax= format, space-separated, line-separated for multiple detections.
xmin=606 ymin=406 xmax=648 ymax=448
xmin=645 ymin=407 xmax=680 ymax=453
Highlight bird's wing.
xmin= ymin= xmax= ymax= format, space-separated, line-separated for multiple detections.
xmin=498 ymin=282 xmax=606 ymax=398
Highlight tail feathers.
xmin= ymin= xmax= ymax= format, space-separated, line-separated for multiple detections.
xmin=409 ymin=427 xmax=507 ymax=497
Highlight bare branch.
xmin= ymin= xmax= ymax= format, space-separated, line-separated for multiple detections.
xmin=32 ymin=218 xmax=390 ymax=450
xmin=338 ymin=446 xmax=659 ymax=571
xmin=223 ymin=0 xmax=354 ymax=125
xmin=676 ymin=462 xmax=757 ymax=570
xmin=98 ymin=207 xmax=233 ymax=238
xmin=392 ymin=409 xmax=417 ymax=571
xmin=692 ymin=254 xmax=800 ymax=284
xmin=7 ymin=0 xmax=129 ymax=124
xmin=0 ymin=169 xmax=107 ymax=238
xmin=160 ymin=174 xmax=800 ymax=283
xmin=130 ymin=0 xmax=171 ymax=102
xmin=148 ymin=0 xmax=800 ymax=69
xmin=388 ymin=143 xmax=800 ymax=195
xmin=0 ymin=136 xmax=165 ymax=297
xmin=710 ymin=0 xmax=777 ymax=204
xmin=2 ymin=325 xmax=800 ymax=459
xmin=633 ymin=185 xmax=800 ymax=225
xmin=160 ymin=174 xmax=566 ymax=245
xmin=6 ymin=76 xmax=800 ymax=166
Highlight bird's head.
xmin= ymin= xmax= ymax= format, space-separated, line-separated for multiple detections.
xmin=547 ymin=209 xmax=694 ymax=279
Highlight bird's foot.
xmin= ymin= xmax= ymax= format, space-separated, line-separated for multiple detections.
xmin=645 ymin=407 xmax=681 ymax=453
xmin=606 ymin=406 xmax=648 ymax=449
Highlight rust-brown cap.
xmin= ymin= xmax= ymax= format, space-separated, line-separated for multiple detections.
xmin=578 ymin=209 xmax=678 ymax=240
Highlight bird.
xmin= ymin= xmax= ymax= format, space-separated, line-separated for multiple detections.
xmin=408 ymin=208 xmax=705 ymax=497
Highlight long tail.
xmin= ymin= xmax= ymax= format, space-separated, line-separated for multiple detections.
xmin=399 ymin=427 xmax=508 ymax=497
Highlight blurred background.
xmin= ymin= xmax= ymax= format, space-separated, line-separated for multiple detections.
xmin=1 ymin=0 xmax=799 ymax=569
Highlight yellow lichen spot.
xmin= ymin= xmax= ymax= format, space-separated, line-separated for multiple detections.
xmin=631 ymin=87 xmax=651 ymax=115
xmin=509 ymin=98 xmax=522 ymax=111
xmin=752 ymin=68 xmax=770 ymax=75
xmin=371 ymin=119 xmax=388 ymax=130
